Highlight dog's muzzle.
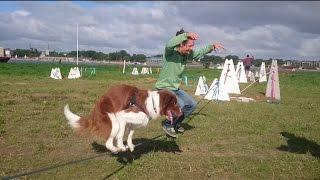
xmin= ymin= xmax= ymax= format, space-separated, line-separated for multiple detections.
xmin=166 ymin=110 xmax=182 ymax=125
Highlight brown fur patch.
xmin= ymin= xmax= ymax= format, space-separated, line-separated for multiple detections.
xmin=73 ymin=84 xmax=181 ymax=140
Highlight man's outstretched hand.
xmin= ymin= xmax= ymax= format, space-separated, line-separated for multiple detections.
xmin=186 ymin=32 xmax=225 ymax=52
xmin=212 ymin=43 xmax=225 ymax=52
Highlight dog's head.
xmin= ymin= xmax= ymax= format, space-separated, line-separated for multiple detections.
xmin=158 ymin=90 xmax=182 ymax=121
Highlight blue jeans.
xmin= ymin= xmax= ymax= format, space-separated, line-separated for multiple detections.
xmin=164 ymin=89 xmax=197 ymax=126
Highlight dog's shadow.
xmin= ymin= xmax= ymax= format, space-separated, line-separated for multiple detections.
xmin=91 ymin=136 xmax=182 ymax=165
xmin=277 ymin=132 xmax=320 ymax=158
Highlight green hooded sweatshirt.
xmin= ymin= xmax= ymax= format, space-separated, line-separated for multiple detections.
xmin=155 ymin=32 xmax=213 ymax=90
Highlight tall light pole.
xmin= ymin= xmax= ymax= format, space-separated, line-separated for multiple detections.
xmin=76 ymin=23 xmax=79 ymax=66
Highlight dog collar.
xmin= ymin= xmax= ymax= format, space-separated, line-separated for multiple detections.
xmin=151 ymin=92 xmax=157 ymax=115
xmin=128 ymin=91 xmax=153 ymax=119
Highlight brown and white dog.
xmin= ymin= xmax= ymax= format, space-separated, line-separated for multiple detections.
xmin=64 ymin=84 xmax=182 ymax=153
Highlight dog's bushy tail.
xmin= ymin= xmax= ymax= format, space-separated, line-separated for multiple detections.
xmin=64 ymin=104 xmax=112 ymax=139
xmin=64 ymin=104 xmax=90 ymax=132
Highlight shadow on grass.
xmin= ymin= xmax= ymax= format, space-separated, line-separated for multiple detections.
xmin=92 ymin=137 xmax=182 ymax=164
xmin=181 ymin=123 xmax=195 ymax=131
xmin=259 ymin=91 xmax=266 ymax=96
xmin=189 ymin=112 xmax=207 ymax=117
xmin=160 ymin=120 xmax=196 ymax=131
xmin=1 ymin=152 xmax=111 ymax=180
xmin=185 ymin=112 xmax=207 ymax=125
xmin=92 ymin=136 xmax=182 ymax=179
xmin=277 ymin=132 xmax=320 ymax=158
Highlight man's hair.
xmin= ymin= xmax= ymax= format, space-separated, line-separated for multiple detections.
xmin=246 ymin=54 xmax=250 ymax=57
xmin=176 ymin=28 xmax=185 ymax=36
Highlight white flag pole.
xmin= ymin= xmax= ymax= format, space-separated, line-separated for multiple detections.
xmin=76 ymin=23 xmax=79 ymax=66
xmin=122 ymin=59 xmax=126 ymax=74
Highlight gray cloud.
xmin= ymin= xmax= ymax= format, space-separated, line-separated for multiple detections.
xmin=0 ymin=1 xmax=319 ymax=60
xmin=171 ymin=1 xmax=320 ymax=35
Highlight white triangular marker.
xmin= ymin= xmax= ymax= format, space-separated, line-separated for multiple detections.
xmin=255 ymin=71 xmax=259 ymax=78
xmin=143 ymin=67 xmax=149 ymax=74
xmin=202 ymin=76 xmax=209 ymax=92
xmin=50 ymin=67 xmax=62 ymax=79
xmin=68 ymin=67 xmax=81 ymax=79
xmin=235 ymin=61 xmax=247 ymax=83
xmin=204 ymin=78 xmax=230 ymax=101
xmin=247 ymin=71 xmax=256 ymax=82
xmin=219 ymin=59 xmax=241 ymax=94
xmin=195 ymin=76 xmax=208 ymax=96
xmin=141 ymin=67 xmax=149 ymax=75
xmin=266 ymin=60 xmax=280 ymax=101
xmin=259 ymin=62 xmax=267 ymax=82
xmin=131 ymin=67 xmax=139 ymax=75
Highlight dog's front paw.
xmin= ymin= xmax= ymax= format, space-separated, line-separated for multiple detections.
xmin=117 ymin=145 xmax=127 ymax=152
xmin=110 ymin=149 xmax=120 ymax=154
xmin=106 ymin=146 xmax=121 ymax=154
xmin=125 ymin=144 xmax=135 ymax=152
xmin=128 ymin=144 xmax=135 ymax=152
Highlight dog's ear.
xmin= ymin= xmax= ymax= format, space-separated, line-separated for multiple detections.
xmin=159 ymin=91 xmax=175 ymax=105
xmin=164 ymin=93 xmax=182 ymax=118
xmin=159 ymin=90 xmax=179 ymax=114
xmin=165 ymin=95 xmax=176 ymax=106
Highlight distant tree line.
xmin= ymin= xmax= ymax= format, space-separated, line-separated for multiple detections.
xmin=11 ymin=48 xmax=286 ymax=66
xmin=11 ymin=49 xmax=147 ymax=62
xmin=11 ymin=48 xmax=42 ymax=58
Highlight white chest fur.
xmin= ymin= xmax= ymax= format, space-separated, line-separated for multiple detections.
xmin=145 ymin=91 xmax=160 ymax=120
xmin=115 ymin=110 xmax=150 ymax=127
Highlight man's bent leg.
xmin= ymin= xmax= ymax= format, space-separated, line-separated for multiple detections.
xmin=171 ymin=89 xmax=197 ymax=132
xmin=162 ymin=89 xmax=197 ymax=137
xmin=175 ymin=89 xmax=197 ymax=118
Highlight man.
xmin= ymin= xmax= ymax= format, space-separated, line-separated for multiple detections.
xmin=155 ymin=28 xmax=225 ymax=138
xmin=242 ymin=54 xmax=254 ymax=75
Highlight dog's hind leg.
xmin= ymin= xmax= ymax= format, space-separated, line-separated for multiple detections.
xmin=105 ymin=137 xmax=119 ymax=154
xmin=105 ymin=113 xmax=121 ymax=154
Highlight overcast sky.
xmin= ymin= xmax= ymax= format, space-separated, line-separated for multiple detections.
xmin=0 ymin=1 xmax=319 ymax=60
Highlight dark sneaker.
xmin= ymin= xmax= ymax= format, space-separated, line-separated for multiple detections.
xmin=175 ymin=123 xmax=185 ymax=133
xmin=162 ymin=124 xmax=177 ymax=138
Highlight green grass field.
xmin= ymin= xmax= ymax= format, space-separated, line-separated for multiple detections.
xmin=0 ymin=62 xmax=319 ymax=179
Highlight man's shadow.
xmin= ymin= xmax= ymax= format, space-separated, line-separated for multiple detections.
xmin=277 ymin=132 xmax=320 ymax=158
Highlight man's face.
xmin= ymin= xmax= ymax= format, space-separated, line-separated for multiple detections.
xmin=179 ymin=40 xmax=194 ymax=55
